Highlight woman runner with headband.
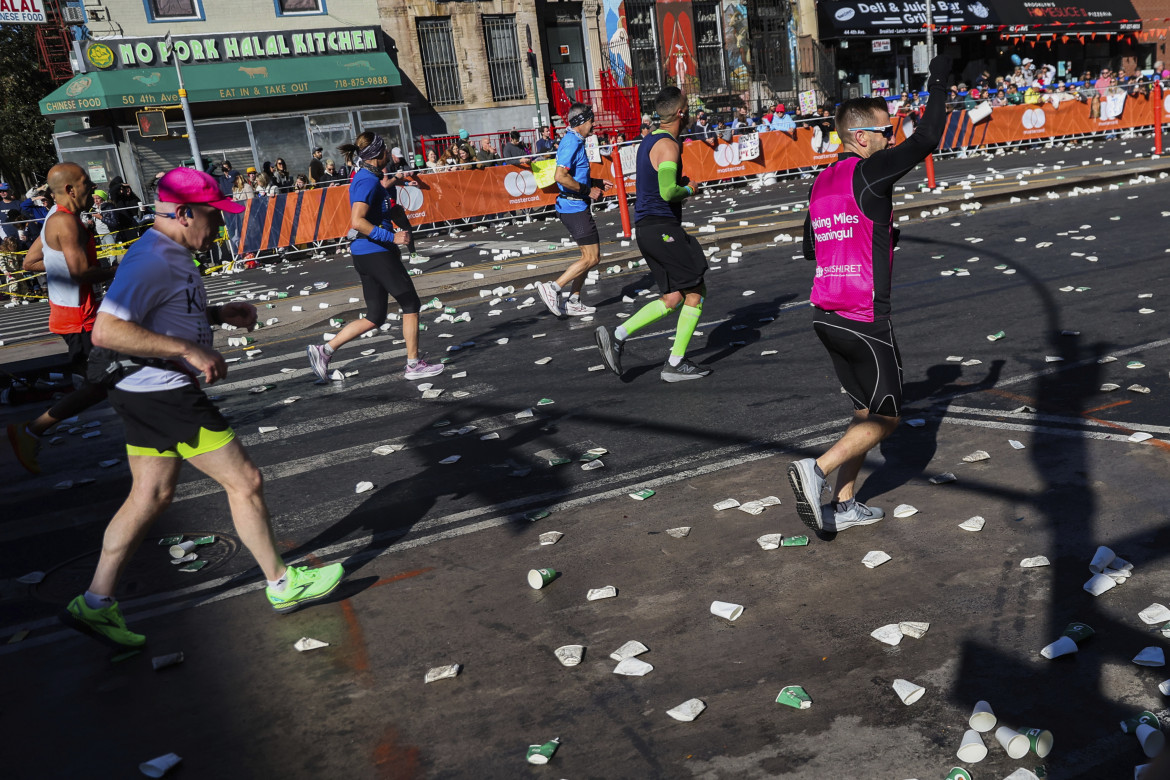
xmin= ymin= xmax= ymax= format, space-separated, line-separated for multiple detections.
xmin=305 ymin=132 xmax=443 ymax=382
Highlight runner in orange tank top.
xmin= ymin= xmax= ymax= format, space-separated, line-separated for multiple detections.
xmin=8 ymin=162 xmax=116 ymax=474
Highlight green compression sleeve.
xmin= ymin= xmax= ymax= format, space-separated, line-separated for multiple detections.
xmin=671 ymin=303 xmax=702 ymax=358
xmin=657 ymin=161 xmax=692 ymax=203
xmin=621 ymin=299 xmax=672 ymax=338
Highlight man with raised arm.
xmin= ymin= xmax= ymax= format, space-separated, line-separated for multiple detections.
xmin=787 ymin=54 xmax=953 ymax=534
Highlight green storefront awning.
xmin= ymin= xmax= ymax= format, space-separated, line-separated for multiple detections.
xmin=40 ymin=52 xmax=400 ymax=116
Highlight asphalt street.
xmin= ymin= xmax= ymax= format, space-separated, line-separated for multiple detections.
xmin=4 ymin=144 xmax=1170 ymax=778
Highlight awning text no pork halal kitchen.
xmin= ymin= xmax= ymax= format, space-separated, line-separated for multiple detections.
xmin=114 ymin=29 xmax=378 ymax=68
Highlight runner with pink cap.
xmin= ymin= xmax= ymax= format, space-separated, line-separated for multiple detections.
xmin=60 ymin=167 xmax=345 ymax=650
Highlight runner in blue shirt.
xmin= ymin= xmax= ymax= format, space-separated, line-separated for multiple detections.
xmin=535 ymin=103 xmax=612 ymax=317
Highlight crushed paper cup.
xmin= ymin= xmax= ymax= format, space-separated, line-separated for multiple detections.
xmin=1021 ymin=556 xmax=1051 ymax=567
xmin=956 ymin=729 xmax=988 ymax=762
xmin=1101 ymin=383 xmax=1121 ymax=392
xmin=893 ymin=504 xmax=918 ymax=518
xmin=610 ymin=640 xmax=649 ymax=661
xmin=899 ymin=621 xmax=929 ymax=639
xmin=1131 ymin=432 xmax=1155 ymax=443
xmin=710 ymin=601 xmax=744 ymax=621
xmin=16 ymin=571 xmax=45 ymax=584
xmin=294 ymin=637 xmax=329 ymax=652
xmin=1022 ymin=727 xmax=1054 ymax=758
xmin=151 ymin=652 xmax=184 ymax=670
xmin=139 ymin=752 xmax=182 ymax=777
xmin=930 ymin=472 xmax=957 ymax=484
xmin=962 ymin=450 xmax=991 ymax=462
xmin=1134 ymin=647 xmax=1166 ymax=667
xmin=554 ymin=645 xmax=584 ymax=667
xmin=871 ymin=624 xmax=903 ymax=646
xmin=757 ymin=534 xmax=783 ymax=550
xmin=665 ymin=527 xmax=691 ymax=538
xmin=1139 ymin=604 xmax=1170 ymax=625
xmin=892 ymin=678 xmax=925 ymax=705
xmin=775 ymin=685 xmax=812 ymax=709
xmin=1135 ymin=723 xmax=1165 ymax=758
xmin=1159 ymin=680 xmax=1170 ymax=696
xmin=1085 ymin=573 xmax=1118 ymax=596
xmin=1009 ymin=439 xmax=1026 ymax=449
xmin=782 ymin=536 xmax=808 ymax=546
xmin=995 ymin=726 xmax=1030 ymax=758
xmin=737 ymin=501 xmax=765 ymax=515
xmin=905 ymin=418 xmax=926 ymax=427
xmin=424 ymin=663 xmax=462 ymax=683
xmin=372 ymin=444 xmax=403 ymax=455
xmin=538 ymin=531 xmax=563 ymax=546
xmin=355 ymin=481 xmax=374 ymax=494
xmin=170 ymin=553 xmax=197 ymax=565
xmin=758 ymin=496 xmax=782 ymax=507
xmin=439 ymin=455 xmax=461 ymax=465
xmin=587 ymin=586 xmax=617 ymax=601
xmin=862 ymin=551 xmax=892 ymax=568
xmin=666 ymin=698 xmax=707 ymax=722
xmin=1040 ymin=636 xmax=1078 ymax=659
xmin=1002 ymin=769 xmax=1041 ymax=780
xmin=613 ymin=657 xmax=654 ymax=676
xmin=959 ymin=516 xmax=986 ymax=532
xmin=1090 ymin=545 xmax=1119 ymax=573
xmin=970 ymin=700 xmax=997 ymax=732
xmin=526 ymin=738 xmax=560 ymax=765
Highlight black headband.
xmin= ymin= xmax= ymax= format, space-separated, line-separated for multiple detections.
xmin=358 ymin=134 xmax=386 ymax=161
xmin=569 ymin=107 xmax=594 ymax=128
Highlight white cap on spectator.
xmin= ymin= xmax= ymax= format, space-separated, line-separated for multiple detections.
xmin=391 ymin=147 xmax=402 ymax=157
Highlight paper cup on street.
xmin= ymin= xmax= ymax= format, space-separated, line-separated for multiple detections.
xmin=1139 ymin=604 xmax=1170 ymax=625
xmin=1084 ymin=573 xmax=1117 ymax=596
xmin=871 ymin=624 xmax=903 ymax=646
xmin=613 ymin=657 xmax=653 ymax=676
xmin=1137 ymin=723 xmax=1165 ymax=758
xmin=424 ymin=664 xmax=461 ymax=683
xmin=892 ymin=678 xmax=924 ymax=705
xmin=1040 ymin=635 xmax=1078 ymax=659
xmin=538 ymin=531 xmax=563 ymax=546
xmin=956 ymin=729 xmax=988 ymax=762
xmin=945 ymin=769 xmax=972 ymax=780
xmin=1022 ymin=727 xmax=1054 ymax=758
xmin=1063 ymin=622 xmax=1095 ymax=642
xmin=587 ymin=586 xmax=617 ymax=601
xmin=139 ymin=753 xmax=182 ymax=777
xmin=1135 ymin=647 xmax=1167 ymax=667
xmin=969 ymin=700 xmax=997 ymax=731
xmin=710 ymin=601 xmax=744 ymax=621
xmin=151 ymin=652 xmax=184 ymax=671
xmin=893 ymin=504 xmax=918 ymax=518
xmin=527 ymin=568 xmax=558 ymax=589
xmin=610 ymin=640 xmax=648 ymax=661
xmin=995 ymin=726 xmax=1030 ymax=759
xmin=757 ymin=534 xmax=783 ymax=550
xmin=775 ymin=685 xmax=812 ymax=709
xmin=899 ymin=621 xmax=929 ymax=639
xmin=168 ymin=540 xmax=196 ymax=558
xmin=1090 ymin=545 xmax=1117 ymax=573
xmin=1159 ymin=679 xmax=1170 ymax=696
xmin=554 ymin=645 xmax=584 ymax=667
xmin=666 ymin=698 xmax=707 ymax=722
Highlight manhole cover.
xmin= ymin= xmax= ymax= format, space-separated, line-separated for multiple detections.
xmin=34 ymin=533 xmax=241 ymax=604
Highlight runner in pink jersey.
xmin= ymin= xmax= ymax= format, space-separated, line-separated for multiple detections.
xmin=787 ymin=54 xmax=952 ymax=535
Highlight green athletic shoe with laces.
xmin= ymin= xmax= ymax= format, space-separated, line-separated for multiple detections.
xmin=266 ymin=563 xmax=345 ymax=613
xmin=60 ymin=595 xmax=146 ymax=648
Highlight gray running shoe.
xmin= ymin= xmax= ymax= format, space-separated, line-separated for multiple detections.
xmin=306 ymin=344 xmax=331 ymax=382
xmin=660 ymin=358 xmax=710 ymax=382
xmin=824 ymin=499 xmax=884 ymax=533
xmin=594 ymin=326 xmax=624 ymax=376
xmin=787 ymin=458 xmax=828 ymax=532
xmin=536 ymin=281 xmax=565 ymax=316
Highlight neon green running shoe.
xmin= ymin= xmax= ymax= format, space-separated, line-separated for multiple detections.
xmin=266 ymin=563 xmax=345 ymax=613
xmin=60 ymin=595 xmax=146 ymax=648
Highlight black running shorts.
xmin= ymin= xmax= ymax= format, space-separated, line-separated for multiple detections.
xmin=108 ymin=383 xmax=234 ymax=457
xmin=558 ymin=209 xmax=600 ymax=246
xmin=61 ymin=330 xmax=94 ymax=375
xmin=635 ymin=216 xmax=708 ymax=293
xmin=812 ymin=308 xmax=903 ymax=418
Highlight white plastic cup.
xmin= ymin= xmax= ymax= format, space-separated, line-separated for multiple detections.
xmin=956 ymin=729 xmax=988 ymax=762
xmin=710 ymin=601 xmax=744 ymax=621
xmin=1158 ymin=679 xmax=1170 ymax=696
xmin=139 ymin=753 xmax=182 ymax=777
xmin=1089 ymin=545 xmax=1116 ymax=573
xmin=1085 ymin=573 xmax=1118 ymax=596
xmin=168 ymin=541 xmax=196 ymax=558
xmin=1041 ymin=635 xmax=1079 ymax=659
xmin=1137 ymin=723 xmax=1165 ymax=758
xmin=969 ymin=700 xmax=997 ymax=732
xmin=995 ymin=726 xmax=1030 ymax=759
xmin=892 ymin=678 xmax=925 ymax=705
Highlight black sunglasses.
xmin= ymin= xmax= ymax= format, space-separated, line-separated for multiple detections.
xmin=852 ymin=124 xmax=895 ymax=139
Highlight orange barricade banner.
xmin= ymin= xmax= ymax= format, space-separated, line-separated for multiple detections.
xmin=234 ymin=94 xmax=1158 ymax=254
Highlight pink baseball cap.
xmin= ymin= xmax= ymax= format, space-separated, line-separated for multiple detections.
xmin=157 ymin=167 xmax=244 ymax=214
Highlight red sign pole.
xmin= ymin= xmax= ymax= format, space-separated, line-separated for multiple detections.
xmin=611 ymin=147 xmax=633 ymax=239
xmin=1155 ymin=80 xmax=1164 ymax=157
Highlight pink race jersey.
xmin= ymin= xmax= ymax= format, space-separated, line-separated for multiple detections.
xmin=808 ymin=157 xmax=892 ymax=322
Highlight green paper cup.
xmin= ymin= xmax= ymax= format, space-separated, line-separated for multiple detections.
xmin=781 ymin=535 xmax=809 ymax=547
xmin=528 ymin=568 xmax=558 ymax=589
xmin=1023 ymin=727 xmax=1054 ymax=758
xmin=526 ymin=738 xmax=560 ymax=764
xmin=1062 ymin=622 xmax=1095 ymax=642
xmin=945 ymin=769 xmax=972 ymax=780
xmin=775 ymin=685 xmax=811 ymax=709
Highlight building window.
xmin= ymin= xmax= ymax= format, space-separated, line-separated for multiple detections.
xmin=624 ymin=0 xmax=661 ymax=97
xmin=143 ymin=0 xmax=204 ymax=22
xmin=418 ymin=17 xmax=464 ymax=106
xmin=273 ymin=0 xmax=326 ymax=16
xmin=749 ymin=0 xmax=791 ymax=93
xmin=482 ymin=15 xmax=526 ymax=102
xmin=694 ymin=1 xmax=726 ymax=93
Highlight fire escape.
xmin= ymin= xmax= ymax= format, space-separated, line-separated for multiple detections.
xmin=35 ymin=0 xmax=76 ymax=84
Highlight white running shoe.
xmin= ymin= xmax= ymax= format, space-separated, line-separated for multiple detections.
xmin=564 ymin=299 xmax=596 ymax=316
xmin=306 ymin=344 xmax=332 ymax=382
xmin=536 ymin=281 xmax=565 ymax=316
xmin=404 ymin=360 xmax=444 ymax=380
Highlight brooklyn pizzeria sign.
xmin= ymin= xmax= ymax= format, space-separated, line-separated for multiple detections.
xmin=84 ymin=26 xmax=382 ymax=71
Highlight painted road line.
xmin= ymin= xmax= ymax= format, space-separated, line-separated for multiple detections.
xmin=946 ymin=405 xmax=1170 ymax=435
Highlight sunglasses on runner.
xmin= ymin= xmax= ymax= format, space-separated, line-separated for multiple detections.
xmin=852 ymin=124 xmax=895 ymax=139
